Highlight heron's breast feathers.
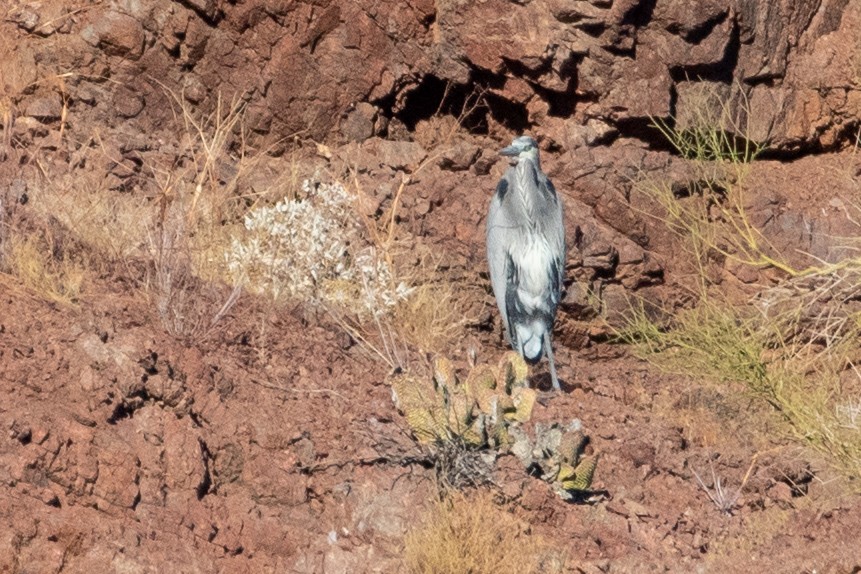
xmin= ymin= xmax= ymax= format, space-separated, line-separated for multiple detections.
xmin=508 ymin=233 xmax=559 ymax=308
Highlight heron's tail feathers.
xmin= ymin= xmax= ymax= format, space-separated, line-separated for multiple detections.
xmin=514 ymin=321 xmax=545 ymax=363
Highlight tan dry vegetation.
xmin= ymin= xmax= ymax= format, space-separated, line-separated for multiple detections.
xmin=316 ymin=96 xmax=488 ymax=369
xmin=389 ymin=241 xmax=483 ymax=356
xmin=623 ymin=84 xmax=861 ymax=485
xmin=404 ymin=491 xmax=565 ymax=574
xmin=651 ymin=383 xmax=774 ymax=452
xmin=393 ymin=280 xmax=474 ymax=355
xmin=706 ymin=493 xmax=825 ymax=565
xmin=623 ymin=281 xmax=861 ymax=482
xmin=34 ymin=180 xmax=153 ymax=263
xmin=2 ymin=227 xmax=88 ymax=306
xmin=0 ymin=85 xmax=256 ymax=334
xmin=640 ymin=83 xmax=797 ymax=279
xmin=325 ymin=219 xmax=480 ymax=371
xmin=7 ymin=76 xmax=483 ymax=358
xmin=134 ymin=91 xmax=256 ymax=339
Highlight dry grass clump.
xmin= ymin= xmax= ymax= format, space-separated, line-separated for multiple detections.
xmin=404 ymin=491 xmax=564 ymax=574
xmin=141 ymin=91 xmax=255 ymax=336
xmin=389 ymin=246 xmax=482 ymax=357
xmin=2 ymin=228 xmax=88 ymax=306
xmin=320 ymin=157 xmax=481 ymax=368
xmin=393 ymin=281 xmax=473 ymax=355
xmin=0 ymin=89 xmax=252 ymax=335
xmin=27 ymin=179 xmax=153 ymax=263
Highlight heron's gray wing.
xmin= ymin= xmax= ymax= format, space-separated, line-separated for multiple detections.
xmin=486 ymin=176 xmax=513 ymax=341
xmin=542 ymin=175 xmax=566 ymax=300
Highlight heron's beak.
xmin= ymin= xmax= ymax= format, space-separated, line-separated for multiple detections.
xmin=499 ymin=145 xmax=520 ymax=157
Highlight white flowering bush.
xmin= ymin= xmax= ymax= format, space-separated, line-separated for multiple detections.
xmin=226 ymin=179 xmax=411 ymax=317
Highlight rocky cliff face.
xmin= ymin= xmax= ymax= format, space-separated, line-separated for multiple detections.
xmin=11 ymin=0 xmax=857 ymax=144
xmin=5 ymin=1 xmax=858 ymax=146
xmin=4 ymin=1 xmax=859 ymax=301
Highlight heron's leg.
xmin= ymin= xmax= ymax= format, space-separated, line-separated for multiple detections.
xmin=544 ymin=331 xmax=561 ymax=391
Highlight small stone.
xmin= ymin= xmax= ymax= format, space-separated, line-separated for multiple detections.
xmin=582 ymin=240 xmax=618 ymax=271
xmin=386 ymin=117 xmax=410 ymax=141
xmin=438 ymin=140 xmax=480 ymax=171
xmin=623 ymin=498 xmax=653 ymax=518
xmin=600 ymin=283 xmax=632 ymax=327
xmin=40 ymin=130 xmax=63 ymax=150
xmin=0 ymin=46 xmax=37 ymax=96
xmin=341 ymin=103 xmax=378 ymax=142
xmin=82 ymin=11 xmax=145 ymax=60
xmin=12 ymin=424 xmax=32 ymax=444
xmin=558 ymin=119 xmax=619 ymax=148
xmin=113 ymin=87 xmax=145 ymax=118
xmin=183 ymin=0 xmax=221 ymax=20
xmin=40 ymin=488 xmax=60 ymax=507
xmin=31 ymin=427 xmax=50 ymax=445
xmin=768 ymin=481 xmax=793 ymax=504
xmin=323 ymin=545 xmax=356 ymax=574
xmin=367 ymin=139 xmax=427 ymax=171
xmin=10 ymin=8 xmax=39 ymax=32
xmin=373 ymin=114 xmax=389 ymax=136
xmin=562 ymin=282 xmax=599 ymax=319
xmin=414 ymin=198 xmax=431 ymax=215
xmin=104 ymin=173 xmax=126 ymax=191
xmin=692 ymin=531 xmax=704 ymax=550
xmin=726 ymin=260 xmax=759 ymax=284
xmin=24 ymin=95 xmax=63 ymax=122
xmin=183 ymin=74 xmax=207 ymax=104
xmin=617 ymin=240 xmax=644 ymax=265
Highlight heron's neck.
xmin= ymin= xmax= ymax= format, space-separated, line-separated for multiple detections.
xmin=514 ymin=159 xmax=541 ymax=223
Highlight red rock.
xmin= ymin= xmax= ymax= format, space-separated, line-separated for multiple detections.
xmin=82 ymin=10 xmax=145 ymax=60
xmin=24 ymin=94 xmax=63 ymax=122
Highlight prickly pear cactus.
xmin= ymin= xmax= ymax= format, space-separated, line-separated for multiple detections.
xmin=387 ymin=352 xmax=598 ymax=497
xmin=388 ymin=351 xmax=535 ymax=447
xmin=510 ymin=419 xmax=599 ymax=498
xmin=389 ymin=370 xmax=451 ymax=444
xmin=555 ymin=428 xmax=599 ymax=494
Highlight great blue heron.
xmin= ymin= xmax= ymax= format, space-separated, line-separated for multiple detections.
xmin=486 ymin=135 xmax=566 ymax=391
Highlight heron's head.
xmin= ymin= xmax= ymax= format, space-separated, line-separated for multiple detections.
xmin=499 ymin=135 xmax=540 ymax=166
